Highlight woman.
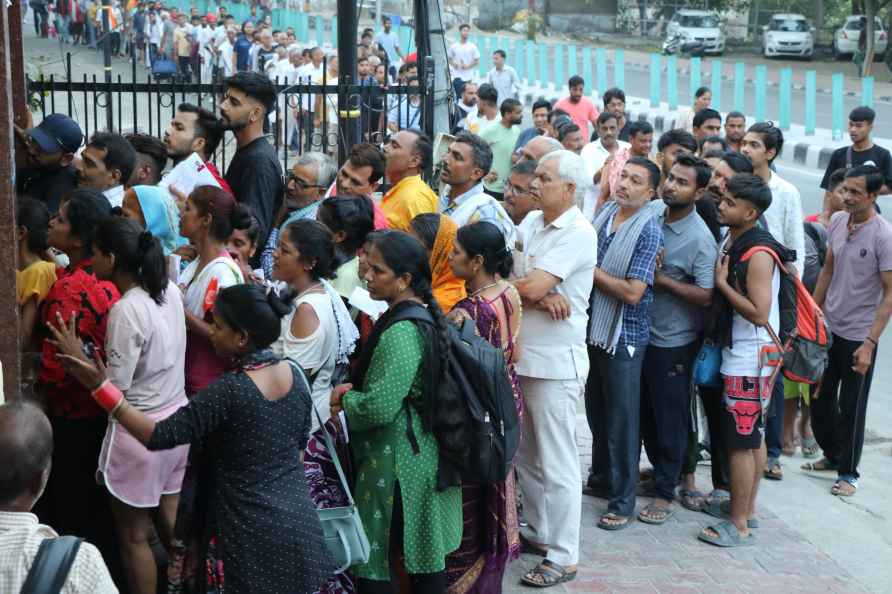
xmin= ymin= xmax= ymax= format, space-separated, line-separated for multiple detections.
xmin=444 ymin=221 xmax=523 ymax=593
xmin=316 ymin=195 xmax=375 ymax=301
xmin=234 ymin=19 xmax=254 ymax=71
xmin=71 ymin=217 xmax=189 ymax=594
xmin=226 ymin=216 xmax=263 ymax=284
xmin=408 ymin=213 xmax=466 ymax=313
xmin=680 ymin=86 xmax=712 ymax=133
xmin=51 ymin=284 xmax=337 ymax=594
xmin=270 ymin=218 xmax=359 ymax=428
xmin=121 ymin=185 xmax=182 ymax=256
xmin=16 ymin=197 xmax=56 ymax=357
xmin=177 ymin=185 xmax=249 ymax=396
xmin=34 ymin=189 xmax=121 ymax=569
xmin=330 ymin=231 xmax=463 ymax=594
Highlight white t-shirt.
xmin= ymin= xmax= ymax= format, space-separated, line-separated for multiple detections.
xmin=580 ymin=139 xmax=630 ymax=182
xmin=448 ymin=40 xmax=480 ymax=81
xmin=764 ymin=172 xmax=806 ymax=277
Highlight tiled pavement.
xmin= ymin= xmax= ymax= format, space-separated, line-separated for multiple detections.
xmin=501 ymin=415 xmax=870 ymax=594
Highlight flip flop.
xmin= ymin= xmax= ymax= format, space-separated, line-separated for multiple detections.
xmin=698 ymin=520 xmax=755 ymax=548
xmin=701 ymin=499 xmax=759 ymax=529
xmin=801 ymin=436 xmax=819 ymax=459
xmin=801 ymin=457 xmax=837 ymax=472
xmin=598 ymin=512 xmax=632 ymax=531
xmin=637 ymin=502 xmax=675 ymax=525
xmin=764 ymin=458 xmax=783 ymax=481
xmin=519 ymin=533 xmax=548 ymax=557
xmin=521 ymin=559 xmax=577 ymax=588
xmin=679 ymin=488 xmax=705 ymax=512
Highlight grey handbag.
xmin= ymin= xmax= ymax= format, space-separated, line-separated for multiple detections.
xmin=291 ymin=361 xmax=371 ymax=574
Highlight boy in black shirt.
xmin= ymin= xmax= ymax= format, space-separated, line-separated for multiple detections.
xmin=820 ymin=106 xmax=892 ymax=201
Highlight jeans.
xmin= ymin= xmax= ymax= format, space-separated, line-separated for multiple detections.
xmin=85 ymin=20 xmax=96 ymax=47
xmin=640 ymin=342 xmax=698 ymax=501
xmin=586 ymin=344 xmax=646 ymax=517
xmin=695 ymin=384 xmax=731 ymax=491
xmin=764 ymin=376 xmax=785 ymax=460
xmin=811 ymin=335 xmax=876 ymax=480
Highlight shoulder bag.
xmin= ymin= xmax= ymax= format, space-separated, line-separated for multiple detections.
xmin=20 ymin=535 xmax=83 ymax=594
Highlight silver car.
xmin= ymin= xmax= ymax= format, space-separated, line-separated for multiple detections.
xmin=665 ymin=9 xmax=726 ymax=55
xmin=762 ymin=14 xmax=814 ymax=60
xmin=833 ymin=16 xmax=888 ymax=60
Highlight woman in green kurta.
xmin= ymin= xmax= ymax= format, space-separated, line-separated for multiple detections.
xmin=330 ymin=230 xmax=462 ymax=594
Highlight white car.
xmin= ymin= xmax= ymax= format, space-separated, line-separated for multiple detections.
xmin=834 ymin=16 xmax=888 ymax=60
xmin=762 ymin=14 xmax=814 ymax=59
xmin=665 ymin=9 xmax=726 ymax=55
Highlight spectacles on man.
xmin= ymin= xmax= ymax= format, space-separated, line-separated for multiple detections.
xmin=288 ymin=173 xmax=324 ymax=190
xmin=506 ymin=181 xmax=531 ymax=196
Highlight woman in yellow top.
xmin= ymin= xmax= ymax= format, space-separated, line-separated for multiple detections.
xmin=16 ymin=198 xmax=57 ymax=354
xmin=409 ymin=213 xmax=467 ymax=313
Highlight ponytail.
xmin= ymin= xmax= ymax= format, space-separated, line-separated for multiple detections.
xmin=95 ymin=218 xmax=169 ymax=305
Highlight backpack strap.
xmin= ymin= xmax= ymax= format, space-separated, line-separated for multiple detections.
xmin=20 ymin=536 xmax=83 ymax=594
xmin=804 ymin=221 xmax=828 ymax=266
xmin=739 ymin=245 xmax=789 ymax=276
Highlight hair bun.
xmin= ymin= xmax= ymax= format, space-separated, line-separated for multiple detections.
xmin=265 ymin=286 xmax=295 ymax=319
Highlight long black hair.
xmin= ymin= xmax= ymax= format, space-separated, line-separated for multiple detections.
xmin=282 ymin=218 xmax=336 ymax=280
xmin=455 ymin=222 xmax=513 ymax=278
xmin=214 ymin=284 xmax=296 ymax=350
xmin=317 ymin=195 xmax=374 ymax=268
xmin=95 ymin=217 xmax=168 ymax=305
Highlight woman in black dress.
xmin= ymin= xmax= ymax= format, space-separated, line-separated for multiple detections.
xmin=51 ymin=282 xmax=336 ymax=594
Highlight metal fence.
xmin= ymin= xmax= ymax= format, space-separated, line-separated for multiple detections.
xmin=26 ymin=53 xmax=435 ymax=171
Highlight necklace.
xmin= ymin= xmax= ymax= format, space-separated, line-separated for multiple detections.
xmin=469 ymin=280 xmax=500 ymax=297
xmin=295 ymin=281 xmax=324 ymax=300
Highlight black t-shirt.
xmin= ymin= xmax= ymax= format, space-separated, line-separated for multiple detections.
xmin=819 ymin=143 xmax=892 ymax=189
xmin=16 ymin=165 xmax=77 ymax=214
xmin=695 ymin=196 xmax=722 ymax=243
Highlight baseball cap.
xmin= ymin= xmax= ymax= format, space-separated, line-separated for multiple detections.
xmin=28 ymin=114 xmax=83 ymax=154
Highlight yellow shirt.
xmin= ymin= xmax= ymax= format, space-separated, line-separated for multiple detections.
xmin=380 ymin=175 xmax=438 ymax=231
xmin=16 ymin=261 xmax=57 ymax=306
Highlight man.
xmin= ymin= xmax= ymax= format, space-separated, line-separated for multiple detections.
xmin=386 ymin=76 xmax=422 ymax=132
xmin=553 ymin=75 xmax=599 ymax=138
xmin=592 ymin=87 xmax=631 ymax=142
xmin=544 ymin=108 xmax=570 ymax=138
xmin=504 ymin=158 xmax=539 ymax=228
xmin=216 ymin=24 xmax=238 ymax=79
xmin=515 ymin=99 xmax=551 ymax=153
xmin=699 ymin=135 xmax=728 ymax=156
xmin=485 ymin=49 xmax=520 ymax=105
xmin=700 ymin=173 xmax=787 ymax=548
xmin=512 ymin=150 xmax=595 ymax=587
xmin=585 ymin=157 xmax=663 ymax=530
xmin=76 ymin=132 xmax=137 ymax=208
xmin=451 ymin=81 xmax=480 ymax=134
xmin=556 ymin=122 xmax=584 ymax=154
xmin=254 ymin=28 xmax=277 ymax=74
xmin=0 ymin=402 xmax=117 ymax=593
xmin=448 ymin=23 xmax=479 ymax=98
xmin=518 ymin=135 xmax=563 ymax=164
xmin=380 ymin=129 xmax=438 ymax=230
xmin=195 ymin=14 xmax=217 ymax=84
xmin=173 ymin=13 xmax=193 ymax=81
xmin=724 ymin=110 xmax=746 ymax=152
xmin=145 ymin=10 xmax=163 ymax=67
xmin=740 ymin=122 xmax=805 ymax=481
xmin=476 ymin=83 xmax=500 ymax=131
xmin=294 ymin=47 xmax=325 ymax=150
xmin=597 ymin=121 xmax=655 ymax=206
xmin=480 ymin=98 xmax=523 ymax=201
xmin=375 ymin=16 xmax=402 ymax=75
xmin=656 ymin=128 xmax=698 ymax=189
xmin=220 ymin=72 xmax=284 ymax=265
xmin=440 ymin=132 xmax=516 ymax=245
xmin=820 ymin=106 xmax=892 ymax=197
xmin=15 ymin=113 xmax=83 ymax=213
xmin=639 ymin=153 xmax=716 ymax=525
xmin=164 ymin=102 xmax=231 ymax=192
xmin=581 ymin=112 xmax=630 ymax=188
xmin=692 ymin=108 xmax=722 ymax=143
xmin=332 ymin=142 xmax=390 ymax=230
xmin=259 ymin=152 xmax=337 ymax=278
xmin=810 ymin=165 xmax=892 ymax=497
xmin=125 ymin=133 xmax=167 ymax=186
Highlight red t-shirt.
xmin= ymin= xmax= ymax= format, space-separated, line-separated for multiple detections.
xmin=553 ymin=96 xmax=600 ymax=136
xmin=205 ymin=161 xmax=234 ymax=196
xmin=39 ymin=261 xmax=121 ymax=419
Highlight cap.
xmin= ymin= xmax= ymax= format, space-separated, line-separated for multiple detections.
xmin=28 ymin=114 xmax=83 ymax=154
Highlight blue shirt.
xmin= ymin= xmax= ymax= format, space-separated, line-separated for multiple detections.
xmin=596 ymin=214 xmax=663 ymax=347
xmin=234 ymin=35 xmax=253 ymax=71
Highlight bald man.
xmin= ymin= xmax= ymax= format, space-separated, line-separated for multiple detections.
xmin=518 ymin=135 xmax=564 ymax=164
xmin=0 ymin=402 xmax=117 ymax=593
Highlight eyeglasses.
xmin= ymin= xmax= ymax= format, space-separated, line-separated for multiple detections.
xmin=288 ymin=173 xmax=324 ymax=190
xmin=506 ymin=182 xmax=531 ymax=196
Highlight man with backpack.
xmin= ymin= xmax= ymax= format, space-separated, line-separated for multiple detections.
xmin=0 ymin=402 xmax=117 ymax=592
xmin=808 ymin=165 xmax=892 ymax=497
xmin=701 ymin=174 xmax=789 ymax=548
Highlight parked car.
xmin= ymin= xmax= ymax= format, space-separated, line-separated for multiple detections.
xmin=762 ymin=14 xmax=814 ymax=59
xmin=833 ymin=15 xmax=887 ymax=60
xmin=665 ymin=9 xmax=725 ymax=55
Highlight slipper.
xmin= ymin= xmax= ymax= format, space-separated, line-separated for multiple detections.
xmin=701 ymin=499 xmax=759 ymax=529
xmin=801 ymin=436 xmax=819 ymax=459
xmin=764 ymin=458 xmax=783 ymax=481
xmin=637 ymin=502 xmax=675 ymax=525
xmin=831 ymin=479 xmax=857 ymax=497
xmin=519 ymin=533 xmax=548 ymax=557
xmin=521 ymin=559 xmax=576 ymax=588
xmin=801 ymin=457 xmax=837 ymax=472
xmin=705 ymin=489 xmax=731 ymax=504
xmin=698 ymin=520 xmax=754 ymax=548
xmin=679 ymin=488 xmax=705 ymax=512
xmin=598 ymin=512 xmax=632 ymax=531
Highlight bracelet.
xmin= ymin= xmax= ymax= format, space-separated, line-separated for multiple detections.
xmin=91 ymin=380 xmax=125 ymax=415
xmin=866 ymin=336 xmax=878 ymax=347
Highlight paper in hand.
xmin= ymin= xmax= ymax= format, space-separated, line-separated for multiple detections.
xmin=160 ymin=152 xmax=221 ymax=197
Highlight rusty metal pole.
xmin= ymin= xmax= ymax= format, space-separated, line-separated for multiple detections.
xmin=0 ymin=0 xmax=24 ymax=401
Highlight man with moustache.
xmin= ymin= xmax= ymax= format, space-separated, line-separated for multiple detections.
xmin=724 ymin=111 xmax=746 ymax=152
xmin=220 ymin=71 xmax=283 ymax=265
xmin=451 ymin=81 xmax=481 ymax=134
xmin=15 ymin=114 xmax=83 ymax=213
xmin=75 ymin=132 xmax=137 ymax=208
xmin=480 ymin=98 xmax=523 ymax=200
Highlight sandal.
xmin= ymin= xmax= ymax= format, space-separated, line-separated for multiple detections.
xmin=801 ymin=457 xmax=837 ymax=472
xmin=519 ymin=533 xmax=548 ymax=557
xmin=831 ymin=479 xmax=857 ymax=497
xmin=637 ymin=502 xmax=675 ymax=525
xmin=698 ymin=520 xmax=754 ymax=548
xmin=521 ymin=559 xmax=577 ymax=588
xmin=801 ymin=436 xmax=819 ymax=459
xmin=598 ymin=512 xmax=632 ymax=531
xmin=701 ymin=499 xmax=759 ymax=529
xmin=679 ymin=488 xmax=705 ymax=512
xmin=764 ymin=458 xmax=783 ymax=481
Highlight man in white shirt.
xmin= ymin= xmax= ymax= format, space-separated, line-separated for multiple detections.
xmin=450 ymin=81 xmax=480 ymax=134
xmin=476 ymin=83 xmax=500 ymax=132
xmin=216 ymin=25 xmax=238 ymax=79
xmin=739 ymin=121 xmax=805 ymax=483
xmin=292 ymin=47 xmax=324 ymax=150
xmin=196 ymin=17 xmax=217 ymax=84
xmin=75 ymin=132 xmax=137 ymax=208
xmin=440 ymin=132 xmax=516 ymax=246
xmin=0 ymin=402 xmax=117 ymax=593
xmin=580 ymin=112 xmax=630 ymax=219
xmin=512 ymin=150 xmax=596 ymax=587
xmin=145 ymin=10 xmax=163 ymax=68
xmin=448 ymin=23 xmax=480 ymax=97
xmin=485 ymin=48 xmax=520 ymax=105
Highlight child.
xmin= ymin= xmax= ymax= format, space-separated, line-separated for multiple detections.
xmin=16 ymin=198 xmax=57 ymax=357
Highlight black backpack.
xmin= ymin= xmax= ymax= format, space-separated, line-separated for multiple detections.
xmin=388 ymin=306 xmax=520 ymax=485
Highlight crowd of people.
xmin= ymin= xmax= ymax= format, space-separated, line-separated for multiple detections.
xmin=3 ymin=14 xmax=892 ymax=594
